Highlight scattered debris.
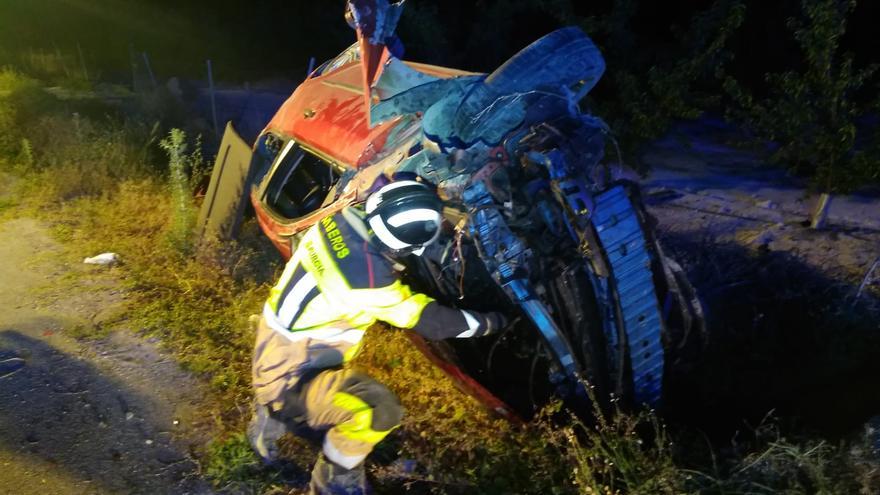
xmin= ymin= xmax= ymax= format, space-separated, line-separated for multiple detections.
xmin=810 ymin=192 xmax=833 ymax=230
xmin=752 ymin=229 xmax=776 ymax=248
xmin=0 ymin=357 xmax=26 ymax=379
xmin=392 ymin=459 xmax=417 ymax=474
xmin=91 ymin=307 xmax=120 ymax=328
xmin=83 ymin=252 xmax=119 ymax=265
xmin=855 ymin=257 xmax=880 ymax=302
xmin=866 ymin=416 xmax=880 ymax=456
xmin=155 ymin=448 xmax=185 ymax=465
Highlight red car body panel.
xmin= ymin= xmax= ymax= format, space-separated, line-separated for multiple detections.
xmin=263 ymin=61 xmax=476 ymax=169
xmin=253 ymin=60 xmax=479 ymax=258
xmin=264 ymin=62 xmax=395 ymax=169
xmin=253 ymin=202 xmax=294 ymax=259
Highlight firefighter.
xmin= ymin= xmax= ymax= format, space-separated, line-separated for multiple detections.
xmin=248 ymin=180 xmax=508 ymax=494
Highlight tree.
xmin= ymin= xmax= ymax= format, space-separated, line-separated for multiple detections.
xmin=724 ymin=0 xmax=880 ymax=228
xmin=397 ymin=0 xmax=747 ymax=172
xmin=570 ymin=0 xmax=747 ymax=171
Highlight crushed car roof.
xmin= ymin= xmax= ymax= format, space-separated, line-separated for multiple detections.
xmin=263 ymin=61 xmax=479 ymax=168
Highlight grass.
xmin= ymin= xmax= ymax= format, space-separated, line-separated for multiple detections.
xmin=0 ymin=48 xmax=92 ymax=90
xmin=204 ymin=433 xmax=270 ymax=491
xmin=0 ymin=197 xmax=16 ymax=213
xmin=1 ymin=66 xmax=878 ymax=494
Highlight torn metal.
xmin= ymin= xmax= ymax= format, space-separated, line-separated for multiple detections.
xmin=240 ymin=1 xmax=706 ymax=416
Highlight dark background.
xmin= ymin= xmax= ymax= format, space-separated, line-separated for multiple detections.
xmin=1 ymin=0 xmax=878 ymax=88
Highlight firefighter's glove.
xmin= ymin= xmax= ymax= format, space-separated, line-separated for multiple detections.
xmin=457 ymin=311 xmax=510 ymax=338
xmin=480 ymin=311 xmax=510 ymax=336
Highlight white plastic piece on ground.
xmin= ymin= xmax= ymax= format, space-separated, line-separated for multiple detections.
xmin=0 ymin=357 xmax=26 ymax=379
xmin=83 ymin=252 xmax=119 ymax=265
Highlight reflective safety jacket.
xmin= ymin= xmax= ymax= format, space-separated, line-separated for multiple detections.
xmin=254 ymin=209 xmax=493 ymax=406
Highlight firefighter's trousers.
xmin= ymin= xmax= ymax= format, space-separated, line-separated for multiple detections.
xmin=252 ymin=320 xmax=403 ymax=469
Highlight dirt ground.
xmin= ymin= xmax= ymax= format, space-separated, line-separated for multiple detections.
xmin=639 ymin=124 xmax=880 ymax=441
xmin=0 ymin=191 xmax=214 ymax=492
xmin=642 ymin=120 xmax=880 ymax=304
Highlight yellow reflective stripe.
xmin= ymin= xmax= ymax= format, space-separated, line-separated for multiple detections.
xmin=360 ymin=282 xmax=433 ymax=329
xmin=342 ymin=340 xmax=364 ymax=362
xmin=267 ymin=253 xmax=302 ymax=313
xmin=270 ymin=220 xmax=435 ymax=332
xmin=331 ymin=392 xmax=395 ymax=445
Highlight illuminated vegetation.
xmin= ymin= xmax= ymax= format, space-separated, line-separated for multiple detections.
xmin=2 ymin=43 xmax=879 ymax=494
xmin=723 ymin=0 xmax=880 ymax=228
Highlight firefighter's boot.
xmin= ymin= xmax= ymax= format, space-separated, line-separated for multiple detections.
xmin=247 ymin=403 xmax=287 ymax=464
xmin=309 ymin=453 xmax=371 ymax=495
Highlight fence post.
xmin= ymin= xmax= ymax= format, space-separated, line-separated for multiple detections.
xmin=810 ymin=192 xmax=833 ymax=230
xmin=129 ymin=44 xmax=138 ymax=92
xmin=76 ymin=42 xmax=90 ymax=82
xmin=142 ymin=52 xmax=157 ymax=89
xmin=207 ymin=59 xmax=219 ymax=139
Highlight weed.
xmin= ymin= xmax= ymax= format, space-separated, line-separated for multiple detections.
xmin=723 ymin=0 xmax=880 ymax=195
xmin=685 ymin=415 xmax=880 ymax=494
xmin=565 ymin=409 xmax=686 ymax=494
xmin=159 ymin=128 xmax=199 ymax=253
xmin=16 ymin=138 xmax=34 ymax=170
xmin=204 ymin=433 xmax=264 ymax=487
xmin=0 ymin=197 xmax=16 ymax=214
xmin=14 ymin=48 xmax=93 ymax=89
xmin=355 ymin=328 xmax=582 ymax=493
xmin=0 ymin=70 xmax=51 ymax=158
xmin=40 ymin=181 xmax=275 ymax=405
xmin=570 ymin=0 xmax=747 ymax=170
xmin=2 ymin=62 xmax=877 ymax=495
xmin=65 ymin=322 xmax=108 ymax=340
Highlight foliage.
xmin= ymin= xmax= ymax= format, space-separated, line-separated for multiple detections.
xmin=355 ymin=328 xmax=579 ymax=493
xmin=0 ymin=68 xmax=158 ymax=200
xmin=0 ymin=70 xmax=278 ymax=408
xmin=48 ymin=182 xmax=277 ymax=403
xmin=204 ymin=433 xmax=265 ymax=488
xmin=574 ymin=0 xmax=747 ymax=169
xmin=397 ymin=1 xmax=745 ymax=170
xmin=14 ymin=48 xmax=93 ymax=90
xmin=159 ymin=128 xmax=202 ymax=253
xmin=2 ymin=66 xmax=878 ymax=495
xmin=0 ymin=69 xmax=55 ymax=158
xmin=690 ymin=416 xmax=880 ymax=494
xmin=563 ymin=407 xmax=686 ymax=494
xmin=723 ymin=0 xmax=880 ymax=193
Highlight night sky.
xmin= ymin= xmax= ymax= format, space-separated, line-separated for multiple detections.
xmin=1 ymin=0 xmax=878 ymax=87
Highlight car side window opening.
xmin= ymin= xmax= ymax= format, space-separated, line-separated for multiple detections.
xmin=312 ymin=42 xmax=360 ymax=77
xmin=263 ymin=141 xmax=339 ymax=220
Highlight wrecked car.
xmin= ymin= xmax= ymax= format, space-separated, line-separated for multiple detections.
xmin=214 ymin=1 xmax=705 ymax=420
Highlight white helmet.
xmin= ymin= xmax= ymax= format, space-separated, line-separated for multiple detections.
xmin=365 ymin=181 xmax=444 ymax=254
